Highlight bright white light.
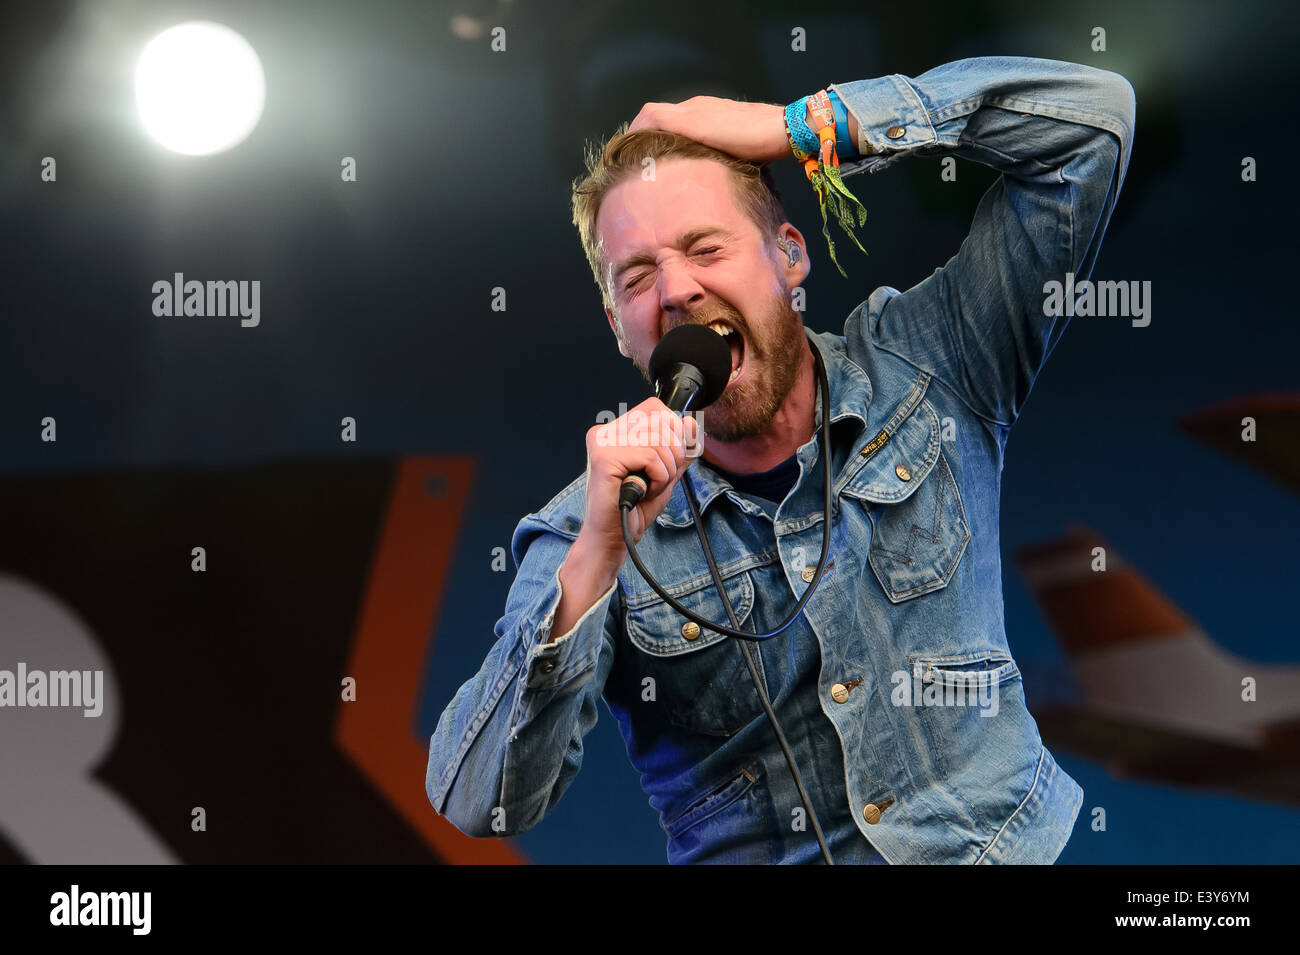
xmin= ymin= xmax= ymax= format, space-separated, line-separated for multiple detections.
xmin=135 ymin=22 xmax=265 ymax=156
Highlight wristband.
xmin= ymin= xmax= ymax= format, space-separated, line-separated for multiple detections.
xmin=783 ymin=99 xmax=820 ymax=157
xmin=782 ymin=89 xmax=870 ymax=278
xmin=826 ymin=89 xmax=859 ymax=161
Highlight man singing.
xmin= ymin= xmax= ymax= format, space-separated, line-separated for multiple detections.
xmin=425 ymin=55 xmax=1135 ymax=864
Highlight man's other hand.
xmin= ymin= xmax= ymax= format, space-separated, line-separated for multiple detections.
xmin=628 ymin=96 xmax=791 ymax=164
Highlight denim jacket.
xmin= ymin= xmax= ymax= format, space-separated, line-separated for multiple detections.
xmin=426 ymin=56 xmax=1136 ymax=864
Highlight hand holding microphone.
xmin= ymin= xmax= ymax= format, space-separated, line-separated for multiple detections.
xmin=617 ymin=323 xmax=733 ymax=510
xmin=551 ymin=394 xmax=700 ymax=642
xmin=573 ymin=323 xmax=733 ymax=569
xmin=581 ymin=397 xmax=698 ymax=559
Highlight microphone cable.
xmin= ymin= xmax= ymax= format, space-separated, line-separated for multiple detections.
xmin=619 ymin=340 xmax=836 ymax=864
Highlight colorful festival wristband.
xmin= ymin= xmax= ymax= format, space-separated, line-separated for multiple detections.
xmin=783 ymin=99 xmax=820 ymax=156
xmin=827 ymin=89 xmax=858 ymax=160
xmin=783 ymin=89 xmax=869 ymax=277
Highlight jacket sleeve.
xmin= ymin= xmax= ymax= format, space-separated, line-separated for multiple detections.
xmin=828 ymin=55 xmax=1136 ymax=427
xmin=424 ymin=507 xmax=621 ymax=838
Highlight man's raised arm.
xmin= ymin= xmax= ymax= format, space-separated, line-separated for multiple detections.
xmin=831 ymin=55 xmax=1136 ymax=427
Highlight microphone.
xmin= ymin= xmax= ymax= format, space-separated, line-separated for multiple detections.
xmin=618 ymin=323 xmax=733 ymax=511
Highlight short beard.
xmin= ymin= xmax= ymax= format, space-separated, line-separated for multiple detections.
xmin=696 ymin=295 xmax=805 ymax=443
xmin=623 ymin=294 xmax=806 ymax=444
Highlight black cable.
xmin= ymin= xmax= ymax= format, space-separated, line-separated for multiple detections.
xmin=619 ymin=340 xmax=837 ymax=864
xmin=678 ymin=465 xmax=834 ymax=865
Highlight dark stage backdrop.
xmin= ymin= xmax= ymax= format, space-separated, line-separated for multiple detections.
xmin=1 ymin=0 xmax=1297 ymax=864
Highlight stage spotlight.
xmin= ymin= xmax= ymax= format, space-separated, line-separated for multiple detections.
xmin=134 ymin=21 xmax=265 ymax=156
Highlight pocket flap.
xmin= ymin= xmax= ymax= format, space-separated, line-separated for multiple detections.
xmin=907 ymin=650 xmax=1021 ymax=686
xmin=623 ymin=569 xmax=754 ymax=656
xmin=840 ymin=396 xmax=942 ymax=505
xmin=662 ymin=762 xmax=761 ymax=839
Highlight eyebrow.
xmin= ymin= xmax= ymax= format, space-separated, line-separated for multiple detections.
xmin=610 ymin=227 xmax=737 ymax=284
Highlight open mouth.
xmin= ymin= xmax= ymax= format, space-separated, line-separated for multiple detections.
xmin=704 ymin=319 xmax=745 ymax=387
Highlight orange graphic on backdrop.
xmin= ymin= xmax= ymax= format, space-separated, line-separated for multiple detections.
xmin=335 ymin=457 xmax=526 ymax=864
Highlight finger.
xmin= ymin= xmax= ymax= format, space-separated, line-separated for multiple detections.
xmin=629 ymin=440 xmax=675 ymax=499
xmin=668 ymin=413 xmax=700 ymax=461
xmin=639 ymin=395 xmax=671 ymax=415
xmin=661 ymin=413 xmax=696 ymax=468
xmin=662 ymin=422 xmax=686 ymax=472
xmin=633 ymin=446 xmax=671 ymax=492
xmin=647 ymin=449 xmax=691 ymax=508
xmin=648 ymin=442 xmax=676 ymax=489
xmin=655 ymin=408 xmax=684 ymax=447
xmin=682 ymin=415 xmax=700 ymax=454
xmin=633 ymin=404 xmax=681 ymax=449
xmin=628 ymin=104 xmax=658 ymax=133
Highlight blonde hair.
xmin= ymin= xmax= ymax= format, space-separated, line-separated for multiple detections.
xmin=570 ymin=122 xmax=788 ymax=313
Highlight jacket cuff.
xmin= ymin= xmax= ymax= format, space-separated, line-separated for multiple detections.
xmin=521 ymin=572 xmax=618 ymax=691
xmin=828 ymin=75 xmax=936 ymax=165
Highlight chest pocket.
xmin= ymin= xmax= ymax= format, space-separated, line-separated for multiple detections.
xmin=621 ymin=564 xmax=768 ymax=737
xmin=841 ymin=393 xmax=970 ymax=602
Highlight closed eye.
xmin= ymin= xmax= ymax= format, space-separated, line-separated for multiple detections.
xmin=623 ymin=247 xmax=724 ymax=292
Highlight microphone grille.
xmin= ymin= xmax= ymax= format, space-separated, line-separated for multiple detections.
xmin=648 ymin=323 xmax=733 ymax=409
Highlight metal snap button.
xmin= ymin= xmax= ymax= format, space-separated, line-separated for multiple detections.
xmin=863 ymin=796 xmax=894 ymax=824
xmin=895 ymin=464 xmax=911 ymax=481
xmin=886 ymin=125 xmax=905 ymax=139
xmin=682 ymin=621 xmax=701 ymax=640
xmin=831 ymin=683 xmax=849 ymax=704
xmin=539 ymin=659 xmax=556 ymax=674
xmin=801 ymin=565 xmax=817 ymax=583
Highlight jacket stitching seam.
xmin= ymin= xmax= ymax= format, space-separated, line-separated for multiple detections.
xmin=975 ymin=743 xmax=1047 ymax=863
xmin=871 ymin=336 xmax=1011 ymax=429
xmin=435 ymin=634 xmax=525 ymax=802
xmin=833 ymin=369 xmax=930 ymax=497
xmin=622 ymin=548 xmax=780 ymax=606
xmin=892 ymin=73 xmax=938 ymax=140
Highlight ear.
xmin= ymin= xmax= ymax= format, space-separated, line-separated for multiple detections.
xmin=775 ymin=223 xmax=811 ymax=291
xmin=605 ymin=306 xmax=630 ymax=356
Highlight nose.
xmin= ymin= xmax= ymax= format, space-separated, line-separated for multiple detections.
xmin=657 ymin=254 xmax=706 ymax=323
